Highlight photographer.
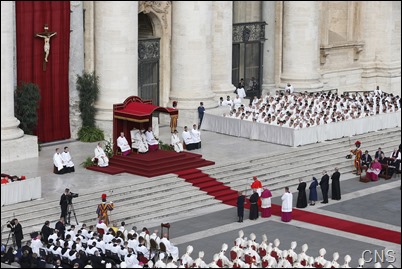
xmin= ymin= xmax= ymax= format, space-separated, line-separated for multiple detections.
xmin=60 ymin=188 xmax=70 ymax=224
xmin=9 ymin=218 xmax=23 ymax=249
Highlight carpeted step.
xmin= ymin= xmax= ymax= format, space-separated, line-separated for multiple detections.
xmin=215 ymin=192 xmax=239 ymax=202
xmin=186 ymin=176 xmax=216 ymax=185
xmin=180 ymin=172 xmax=210 ymax=181
xmin=196 ymin=180 xmax=223 ymax=189
xmin=175 ymin=169 xmax=202 ymax=177
xmin=86 ymin=165 xmax=125 ymax=175
xmin=209 ymin=189 xmax=238 ymax=199
xmin=201 ymin=185 xmax=231 ymax=194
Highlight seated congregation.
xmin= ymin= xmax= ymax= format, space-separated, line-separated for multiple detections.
xmin=4 ymin=223 xmax=378 ymax=268
xmin=219 ymin=89 xmax=400 ymax=129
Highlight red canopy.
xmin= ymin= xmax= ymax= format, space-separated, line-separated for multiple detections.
xmin=112 ymin=96 xmax=178 ymax=153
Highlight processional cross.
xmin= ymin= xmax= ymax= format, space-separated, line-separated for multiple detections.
xmin=35 ymin=24 xmax=57 ymax=71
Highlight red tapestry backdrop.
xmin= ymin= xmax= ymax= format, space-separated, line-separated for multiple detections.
xmin=16 ymin=1 xmax=70 ymax=142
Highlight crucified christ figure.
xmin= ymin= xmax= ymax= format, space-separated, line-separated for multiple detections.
xmin=35 ymin=25 xmax=57 ymax=62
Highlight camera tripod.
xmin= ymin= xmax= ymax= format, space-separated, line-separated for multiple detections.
xmin=67 ymin=202 xmax=79 ymax=225
xmin=4 ymin=230 xmax=16 ymax=249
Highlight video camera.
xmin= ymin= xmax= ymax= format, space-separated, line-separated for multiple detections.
xmin=6 ymin=219 xmax=16 ymax=229
xmin=67 ymin=192 xmax=79 ymax=204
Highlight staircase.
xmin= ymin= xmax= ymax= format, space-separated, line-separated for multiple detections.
xmin=1 ymin=127 xmax=400 ymax=244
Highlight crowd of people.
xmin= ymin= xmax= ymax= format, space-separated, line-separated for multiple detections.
xmin=3 ymin=221 xmax=389 ymax=268
xmin=218 ymin=88 xmax=400 ymax=129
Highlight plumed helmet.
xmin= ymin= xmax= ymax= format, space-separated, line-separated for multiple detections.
xmin=333 ymin=252 xmax=339 ymax=261
xmin=290 ymin=241 xmax=297 ymax=250
xmin=274 ymin=238 xmax=280 ymax=247
xmin=198 ymin=251 xmax=204 ymax=259
xmin=101 ymin=193 xmax=107 ymax=202
xmin=186 ymin=245 xmax=193 ymax=254
xmin=262 ymin=234 xmax=267 ymax=242
xmin=319 ymin=248 xmax=326 ymax=256
xmin=344 ymin=255 xmax=351 ymax=263
xmin=250 ymin=233 xmax=256 ymax=241
xmin=302 ymin=243 xmax=308 ymax=252
xmin=221 ymin=243 xmax=228 ymax=252
xmin=239 ymin=230 xmax=244 ymax=238
xmin=355 ymin=140 xmax=361 ymax=145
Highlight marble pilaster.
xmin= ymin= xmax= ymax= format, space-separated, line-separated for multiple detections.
xmin=261 ymin=1 xmax=276 ymax=95
xmin=1 ymin=1 xmax=38 ymax=163
xmin=94 ymin=1 xmax=138 ymax=137
xmin=280 ymin=1 xmax=323 ymax=91
xmin=170 ymin=1 xmax=216 ymax=126
xmin=211 ymin=1 xmax=235 ymax=96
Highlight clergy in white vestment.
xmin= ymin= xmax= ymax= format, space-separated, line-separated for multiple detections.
xmin=145 ymin=126 xmax=159 ymax=151
xmin=131 ymin=129 xmax=149 ymax=153
xmin=182 ymin=126 xmax=196 ymax=150
xmin=160 ymin=234 xmax=179 ymax=260
xmin=237 ymin=86 xmax=246 ymax=99
xmin=171 ymin=130 xmax=184 ymax=153
xmin=233 ymin=95 xmax=242 ymax=109
xmin=94 ymin=142 xmax=109 ymax=167
xmin=117 ymin=132 xmax=131 ymax=156
xmin=53 ymin=148 xmax=68 ymax=174
xmin=190 ymin=124 xmax=201 ymax=149
xmin=285 ymin=83 xmax=294 ymax=94
xmin=61 ymin=147 xmax=75 ymax=172
xmin=281 ymin=187 xmax=293 ymax=222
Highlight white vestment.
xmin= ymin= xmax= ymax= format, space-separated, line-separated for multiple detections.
xmin=131 ymin=130 xmax=148 ymax=153
xmin=160 ymin=237 xmax=179 ymax=260
xmin=94 ymin=146 xmax=109 ymax=167
xmin=61 ymin=151 xmax=74 ymax=167
xmin=281 ymin=192 xmax=293 ymax=212
xmin=237 ymin=87 xmax=246 ymax=99
xmin=285 ymin=85 xmax=294 ymax=94
xmin=145 ymin=131 xmax=159 ymax=146
xmin=182 ymin=131 xmax=193 ymax=145
xmin=190 ymin=128 xmax=201 ymax=143
xmin=171 ymin=133 xmax=183 ymax=152
xmin=117 ymin=136 xmax=131 ymax=152
xmin=233 ymin=97 xmax=242 ymax=109
xmin=261 ymin=197 xmax=271 ymax=209
xmin=53 ymin=153 xmax=65 ymax=171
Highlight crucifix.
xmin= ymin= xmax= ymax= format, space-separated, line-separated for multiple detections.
xmin=35 ymin=24 xmax=57 ymax=71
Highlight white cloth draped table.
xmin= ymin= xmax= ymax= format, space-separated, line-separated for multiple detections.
xmin=1 ymin=177 xmax=41 ymax=206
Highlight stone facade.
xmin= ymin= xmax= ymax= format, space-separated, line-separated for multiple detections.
xmin=1 ymin=1 xmax=400 ymax=162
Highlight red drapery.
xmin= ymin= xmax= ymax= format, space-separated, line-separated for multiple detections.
xmin=16 ymin=1 xmax=71 ymax=142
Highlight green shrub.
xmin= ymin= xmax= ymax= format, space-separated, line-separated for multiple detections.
xmin=81 ymin=156 xmax=95 ymax=168
xmin=14 ymin=82 xmax=41 ymax=135
xmin=159 ymin=140 xmax=174 ymax=151
xmin=76 ymin=72 xmax=100 ymax=128
xmin=78 ymin=126 xmax=104 ymax=142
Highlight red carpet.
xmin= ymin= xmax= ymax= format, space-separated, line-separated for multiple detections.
xmin=87 ymin=150 xmax=214 ymax=177
xmin=176 ymin=169 xmax=401 ymax=244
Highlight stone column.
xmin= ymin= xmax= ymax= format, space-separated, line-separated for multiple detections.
xmin=1 ymin=1 xmax=38 ymax=163
xmin=280 ymin=1 xmax=322 ymax=91
xmin=94 ymin=1 xmax=138 ymax=137
xmin=211 ymin=1 xmax=235 ymax=96
xmin=360 ymin=1 xmax=401 ymax=94
xmin=171 ymin=1 xmax=216 ymax=126
xmin=69 ymin=1 xmax=85 ymax=139
xmin=261 ymin=1 xmax=276 ymax=95
xmin=233 ymin=1 xmax=261 ymax=23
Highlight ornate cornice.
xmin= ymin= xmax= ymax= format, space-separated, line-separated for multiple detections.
xmin=138 ymin=1 xmax=171 ymax=29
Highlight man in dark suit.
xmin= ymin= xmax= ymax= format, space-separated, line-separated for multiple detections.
xmin=361 ymin=150 xmax=373 ymax=170
xmin=319 ymin=171 xmax=330 ymax=204
xmin=10 ymin=218 xmax=24 ymax=249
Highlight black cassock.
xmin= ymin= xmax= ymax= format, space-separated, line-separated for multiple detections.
xmin=249 ymin=192 xmax=259 ymax=220
xmin=296 ymin=182 xmax=308 ymax=208
xmin=237 ymin=195 xmax=245 ymax=218
xmin=331 ymin=171 xmax=341 ymax=200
